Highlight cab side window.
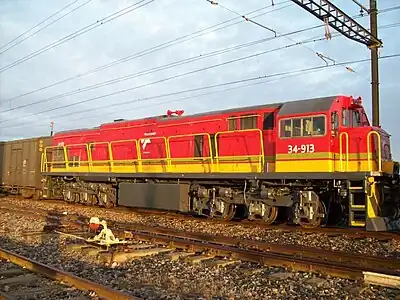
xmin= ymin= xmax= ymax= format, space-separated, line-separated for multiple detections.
xmin=240 ymin=115 xmax=258 ymax=130
xmin=302 ymin=118 xmax=312 ymax=136
xmin=313 ymin=116 xmax=325 ymax=136
xmin=280 ymin=116 xmax=326 ymax=138
xmin=292 ymin=119 xmax=301 ymax=137
xmin=280 ymin=119 xmax=292 ymax=137
xmin=331 ymin=112 xmax=339 ymax=131
xmin=228 ymin=117 xmax=236 ymax=131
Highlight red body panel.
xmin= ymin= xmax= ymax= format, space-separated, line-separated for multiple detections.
xmin=52 ymin=95 xmax=392 ymax=172
xmin=54 ymin=107 xmax=279 ymax=165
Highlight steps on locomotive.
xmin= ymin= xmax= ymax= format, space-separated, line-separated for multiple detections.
xmin=348 ymin=180 xmax=366 ymax=227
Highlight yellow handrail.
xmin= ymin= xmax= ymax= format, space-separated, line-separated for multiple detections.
xmin=167 ymin=133 xmax=213 ymax=171
xmin=367 ymin=130 xmax=382 ymax=172
xmin=214 ymin=129 xmax=264 ymax=172
xmin=65 ymin=143 xmax=90 ymax=171
xmin=42 ymin=146 xmax=68 ymax=172
xmin=339 ymin=132 xmax=349 ymax=171
xmin=43 ymin=129 xmax=266 ymax=174
xmin=110 ymin=139 xmax=140 ymax=172
xmin=135 ymin=136 xmax=169 ymax=171
xmin=88 ymin=142 xmax=112 ymax=172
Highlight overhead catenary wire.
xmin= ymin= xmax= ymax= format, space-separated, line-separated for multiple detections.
xmin=0 ymin=0 xmax=80 ymax=51
xmin=0 ymin=0 xmax=95 ymax=55
xmin=1 ymin=23 xmax=324 ymax=113
xmin=0 ymin=0 xmax=155 ymax=74
xmin=379 ymin=5 xmax=400 ymax=14
xmin=0 ymin=16 xmax=400 ymax=113
xmin=205 ymin=0 xmax=340 ymax=67
xmin=5 ymin=1 xmax=394 ymax=105
xmin=2 ymin=19 xmax=399 ymax=121
xmin=6 ymin=68 xmax=333 ymax=131
xmin=2 ymin=1 xmax=293 ymax=104
xmin=3 ymin=53 xmax=399 ymax=130
xmin=2 ymin=2 xmax=397 ymax=105
xmin=2 ymin=1 xmax=396 ymax=122
xmin=5 ymin=14 xmax=397 ymax=114
xmin=0 ymin=36 xmax=341 ymax=124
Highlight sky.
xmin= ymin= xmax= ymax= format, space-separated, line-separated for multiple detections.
xmin=0 ymin=0 xmax=399 ymax=159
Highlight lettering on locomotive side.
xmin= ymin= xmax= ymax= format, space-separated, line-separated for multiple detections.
xmin=287 ymin=144 xmax=315 ymax=154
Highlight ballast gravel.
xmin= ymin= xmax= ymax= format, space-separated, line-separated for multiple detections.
xmin=1 ymin=197 xmax=399 ymax=260
xmin=0 ymin=210 xmax=398 ymax=300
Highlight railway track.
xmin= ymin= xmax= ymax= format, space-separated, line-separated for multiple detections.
xmin=2 ymin=196 xmax=400 ymax=240
xmin=0 ymin=247 xmax=139 ymax=300
xmin=1 ymin=199 xmax=400 ymax=265
xmin=1 ymin=197 xmax=400 ymax=297
xmin=120 ymin=207 xmax=400 ymax=240
xmin=13 ymin=206 xmax=398 ymax=285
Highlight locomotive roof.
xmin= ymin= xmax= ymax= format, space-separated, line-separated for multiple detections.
xmin=277 ymin=96 xmax=336 ymax=116
xmin=55 ymin=95 xmax=339 ymax=135
xmin=164 ymin=102 xmax=282 ymax=120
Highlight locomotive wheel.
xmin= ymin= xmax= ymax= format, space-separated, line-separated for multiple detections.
xmin=98 ymin=186 xmax=116 ymax=208
xmin=261 ymin=206 xmax=278 ymax=225
xmin=210 ymin=203 xmax=236 ymax=221
xmin=247 ymin=202 xmax=278 ymax=225
xmin=298 ymin=200 xmax=327 ymax=229
xmin=222 ymin=204 xmax=236 ymax=220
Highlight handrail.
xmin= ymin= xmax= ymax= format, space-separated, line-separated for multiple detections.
xmin=136 ymin=136 xmax=169 ymax=171
xmin=167 ymin=133 xmax=213 ymax=171
xmin=88 ymin=142 xmax=111 ymax=172
xmin=42 ymin=146 xmax=68 ymax=172
xmin=339 ymin=132 xmax=349 ymax=171
xmin=367 ymin=130 xmax=382 ymax=172
xmin=214 ymin=129 xmax=264 ymax=172
xmin=43 ymin=129 xmax=266 ymax=174
xmin=65 ymin=143 xmax=90 ymax=171
xmin=110 ymin=139 xmax=140 ymax=172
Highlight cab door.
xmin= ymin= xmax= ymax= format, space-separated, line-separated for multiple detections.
xmin=329 ymin=110 xmax=345 ymax=172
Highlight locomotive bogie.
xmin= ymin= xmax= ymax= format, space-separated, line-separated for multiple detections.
xmin=40 ymin=173 xmax=400 ymax=230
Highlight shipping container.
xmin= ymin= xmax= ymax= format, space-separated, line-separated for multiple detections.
xmin=0 ymin=136 xmax=52 ymax=198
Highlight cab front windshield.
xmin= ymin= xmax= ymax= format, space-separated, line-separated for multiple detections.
xmin=342 ymin=109 xmax=369 ymax=127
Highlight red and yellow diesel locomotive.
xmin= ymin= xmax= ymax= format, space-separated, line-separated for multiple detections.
xmin=40 ymin=95 xmax=400 ymax=231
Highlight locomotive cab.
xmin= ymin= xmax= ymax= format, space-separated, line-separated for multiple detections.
xmin=275 ymin=95 xmax=398 ymax=175
xmin=329 ymin=96 xmax=397 ymax=174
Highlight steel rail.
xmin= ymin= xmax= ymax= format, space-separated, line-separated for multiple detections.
xmin=1 ymin=203 xmax=399 ymax=272
xmin=0 ymin=199 xmax=396 ymax=282
xmin=121 ymin=206 xmax=400 ymax=240
xmin=115 ymin=223 xmax=400 ymax=271
xmin=118 ymin=229 xmax=396 ymax=280
xmin=2 ymin=198 xmax=400 ymax=240
xmin=47 ymin=215 xmax=398 ymax=281
xmin=0 ymin=248 xmax=140 ymax=300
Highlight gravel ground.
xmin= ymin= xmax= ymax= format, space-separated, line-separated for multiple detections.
xmin=1 ymin=197 xmax=399 ymax=260
xmin=0 ymin=210 xmax=399 ymax=300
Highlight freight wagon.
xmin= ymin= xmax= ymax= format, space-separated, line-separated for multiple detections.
xmin=0 ymin=137 xmax=52 ymax=198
